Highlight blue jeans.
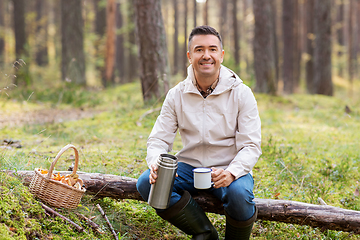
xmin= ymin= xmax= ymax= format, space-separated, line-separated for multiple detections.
xmin=136 ymin=162 xmax=256 ymax=221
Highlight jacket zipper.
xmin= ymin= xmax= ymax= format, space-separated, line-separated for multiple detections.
xmin=202 ymin=98 xmax=206 ymax=165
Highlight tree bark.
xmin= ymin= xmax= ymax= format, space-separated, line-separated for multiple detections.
xmin=270 ymin=0 xmax=279 ymax=85
xmin=219 ymin=0 xmax=228 ymax=45
xmin=193 ymin=0 xmax=197 ymax=27
xmin=93 ymin=0 xmax=106 ymax=84
xmin=282 ymin=0 xmax=294 ymax=94
xmin=115 ymin=2 xmax=125 ymax=83
xmin=336 ymin=0 xmax=345 ymax=77
xmin=313 ymin=0 xmax=333 ymax=96
xmin=0 ymin=0 xmax=5 ymax=67
xmin=173 ymin=0 xmax=179 ymax=75
xmin=253 ymin=0 xmax=277 ymax=95
xmin=35 ymin=0 xmax=49 ymax=66
xmin=203 ymin=0 xmax=208 ymax=25
xmin=61 ymin=0 xmax=86 ymax=85
xmin=134 ymin=0 xmax=169 ymax=102
xmin=348 ymin=0 xmax=356 ymax=85
xmin=9 ymin=170 xmax=360 ymax=234
xmin=232 ymin=0 xmax=240 ymax=73
xmin=104 ymin=0 xmax=116 ymax=87
xmin=293 ymin=0 xmax=301 ymax=90
xmin=305 ymin=0 xmax=315 ymax=94
xmin=13 ymin=0 xmax=31 ymax=85
xmin=127 ymin=1 xmax=138 ymax=82
xmin=183 ymin=0 xmax=188 ymax=77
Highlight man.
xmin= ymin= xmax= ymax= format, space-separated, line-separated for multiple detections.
xmin=137 ymin=25 xmax=261 ymax=240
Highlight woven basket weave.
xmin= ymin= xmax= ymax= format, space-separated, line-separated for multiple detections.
xmin=29 ymin=144 xmax=86 ymax=209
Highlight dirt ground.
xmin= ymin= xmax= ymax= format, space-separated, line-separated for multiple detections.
xmin=0 ymin=108 xmax=102 ymax=128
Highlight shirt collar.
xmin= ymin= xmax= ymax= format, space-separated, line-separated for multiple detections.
xmin=192 ymin=76 xmax=219 ymax=98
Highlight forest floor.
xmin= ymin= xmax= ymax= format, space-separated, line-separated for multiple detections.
xmin=1 ymin=80 xmax=360 ymax=239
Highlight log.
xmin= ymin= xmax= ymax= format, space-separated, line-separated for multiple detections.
xmin=7 ymin=170 xmax=360 ymax=234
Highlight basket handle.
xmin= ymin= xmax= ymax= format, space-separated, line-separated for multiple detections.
xmin=46 ymin=144 xmax=80 ymax=179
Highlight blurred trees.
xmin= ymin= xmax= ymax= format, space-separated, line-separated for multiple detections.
xmin=0 ymin=0 xmax=5 ymax=67
xmin=61 ymin=0 xmax=86 ymax=85
xmin=12 ymin=0 xmax=31 ymax=86
xmin=253 ymin=0 xmax=277 ymax=95
xmin=134 ymin=0 xmax=169 ymax=102
xmin=0 ymin=0 xmax=359 ymax=101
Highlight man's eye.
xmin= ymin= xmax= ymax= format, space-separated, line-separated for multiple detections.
xmin=196 ymin=49 xmax=203 ymax=52
xmin=211 ymin=48 xmax=217 ymax=52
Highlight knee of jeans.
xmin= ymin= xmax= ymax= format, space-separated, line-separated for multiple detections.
xmin=227 ymin=183 xmax=254 ymax=206
xmin=136 ymin=170 xmax=151 ymax=201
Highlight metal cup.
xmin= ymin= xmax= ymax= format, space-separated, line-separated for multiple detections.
xmin=148 ymin=153 xmax=178 ymax=209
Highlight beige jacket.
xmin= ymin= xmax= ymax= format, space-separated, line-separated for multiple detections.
xmin=146 ymin=65 xmax=262 ymax=179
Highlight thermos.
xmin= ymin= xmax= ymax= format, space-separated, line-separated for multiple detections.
xmin=148 ymin=153 xmax=178 ymax=209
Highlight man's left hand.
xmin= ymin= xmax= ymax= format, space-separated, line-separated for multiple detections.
xmin=211 ymin=167 xmax=235 ymax=188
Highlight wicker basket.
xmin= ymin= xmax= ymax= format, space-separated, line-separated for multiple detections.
xmin=29 ymin=144 xmax=86 ymax=209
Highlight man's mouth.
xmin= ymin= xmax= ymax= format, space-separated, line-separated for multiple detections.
xmin=200 ymin=62 xmax=214 ymax=66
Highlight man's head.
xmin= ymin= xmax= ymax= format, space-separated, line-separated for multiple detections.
xmin=187 ymin=26 xmax=224 ymax=82
xmin=188 ymin=25 xmax=223 ymax=51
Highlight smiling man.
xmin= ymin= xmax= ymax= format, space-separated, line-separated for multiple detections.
xmin=136 ymin=26 xmax=262 ymax=240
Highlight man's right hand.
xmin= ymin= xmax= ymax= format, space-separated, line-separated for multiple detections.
xmin=149 ymin=164 xmax=158 ymax=184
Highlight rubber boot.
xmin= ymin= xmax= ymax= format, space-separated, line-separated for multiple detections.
xmin=157 ymin=190 xmax=218 ymax=240
xmin=225 ymin=206 xmax=258 ymax=240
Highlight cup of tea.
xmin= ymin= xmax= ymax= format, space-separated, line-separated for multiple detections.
xmin=193 ymin=168 xmax=213 ymax=189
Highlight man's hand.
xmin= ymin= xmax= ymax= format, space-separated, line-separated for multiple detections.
xmin=211 ymin=167 xmax=235 ymax=188
xmin=149 ymin=164 xmax=158 ymax=184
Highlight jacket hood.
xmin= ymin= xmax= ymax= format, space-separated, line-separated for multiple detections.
xmin=183 ymin=65 xmax=243 ymax=95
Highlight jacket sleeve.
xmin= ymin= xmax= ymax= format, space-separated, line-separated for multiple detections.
xmin=226 ymin=85 xmax=262 ymax=179
xmin=146 ymin=89 xmax=178 ymax=168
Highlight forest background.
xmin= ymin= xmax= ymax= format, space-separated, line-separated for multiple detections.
xmin=0 ymin=0 xmax=360 ymax=239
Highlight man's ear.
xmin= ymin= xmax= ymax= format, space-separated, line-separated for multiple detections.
xmin=187 ymin=51 xmax=191 ymax=63
xmin=220 ymin=49 xmax=225 ymax=63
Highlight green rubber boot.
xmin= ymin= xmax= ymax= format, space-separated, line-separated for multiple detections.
xmin=157 ymin=191 xmax=219 ymax=240
xmin=225 ymin=207 xmax=258 ymax=240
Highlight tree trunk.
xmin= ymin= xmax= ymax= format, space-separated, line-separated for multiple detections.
xmin=61 ymin=0 xmax=86 ymax=85
xmin=232 ymin=0 xmax=240 ymax=73
xmin=282 ymin=0 xmax=294 ymax=94
xmin=348 ymin=0 xmax=356 ymax=85
xmin=253 ymin=0 xmax=277 ymax=95
xmin=305 ymin=0 xmax=315 ymax=94
xmin=35 ymin=0 xmax=48 ymax=66
xmin=219 ymin=0 xmax=228 ymax=45
xmin=127 ymin=1 xmax=138 ymax=82
xmin=10 ymin=170 xmax=360 ymax=234
xmin=193 ymin=0 xmax=197 ymax=27
xmin=270 ymin=0 xmax=279 ymax=84
xmin=93 ymin=0 xmax=106 ymax=85
xmin=115 ymin=2 xmax=125 ymax=83
xmin=313 ymin=0 xmax=333 ymax=95
xmin=173 ymin=0 xmax=179 ymax=75
xmin=0 ymin=0 xmax=5 ymax=67
xmin=203 ymin=0 xmax=208 ymax=25
xmin=337 ymin=0 xmax=345 ymax=77
xmin=13 ymin=0 xmax=31 ymax=86
xmin=183 ymin=0 xmax=188 ymax=77
xmin=243 ymin=0 xmax=251 ymax=76
xmin=104 ymin=0 xmax=116 ymax=87
xmin=293 ymin=0 xmax=301 ymax=90
xmin=134 ymin=0 xmax=169 ymax=102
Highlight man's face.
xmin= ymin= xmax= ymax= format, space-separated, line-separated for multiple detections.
xmin=187 ymin=34 xmax=225 ymax=80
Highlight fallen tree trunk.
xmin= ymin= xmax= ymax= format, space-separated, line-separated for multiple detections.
xmin=7 ymin=170 xmax=360 ymax=234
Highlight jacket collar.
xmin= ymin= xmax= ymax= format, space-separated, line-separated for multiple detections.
xmin=183 ymin=65 xmax=242 ymax=95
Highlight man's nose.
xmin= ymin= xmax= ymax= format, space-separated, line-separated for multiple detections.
xmin=202 ymin=50 xmax=211 ymax=59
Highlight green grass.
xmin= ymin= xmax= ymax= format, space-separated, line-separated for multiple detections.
xmin=1 ymin=77 xmax=360 ymax=239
